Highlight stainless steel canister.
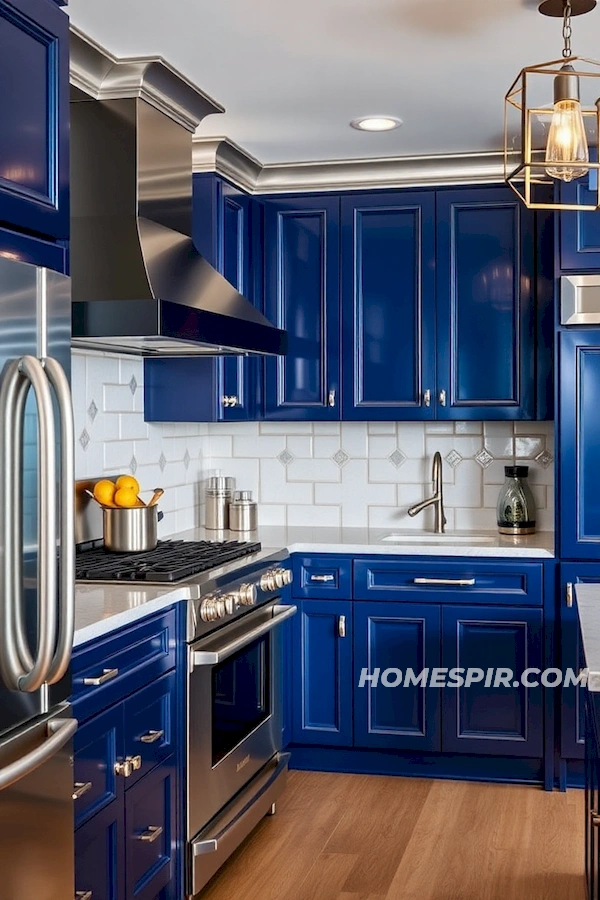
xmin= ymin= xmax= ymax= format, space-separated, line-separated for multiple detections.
xmin=205 ymin=476 xmax=235 ymax=530
xmin=229 ymin=490 xmax=258 ymax=532
xmin=103 ymin=505 xmax=163 ymax=552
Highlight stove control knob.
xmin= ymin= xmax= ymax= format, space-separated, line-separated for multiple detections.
xmin=274 ymin=568 xmax=286 ymax=589
xmin=215 ymin=597 xmax=227 ymax=619
xmin=223 ymin=594 xmax=237 ymax=615
xmin=260 ymin=571 xmax=276 ymax=592
xmin=238 ymin=583 xmax=257 ymax=606
xmin=282 ymin=568 xmax=293 ymax=586
xmin=200 ymin=595 xmax=220 ymax=622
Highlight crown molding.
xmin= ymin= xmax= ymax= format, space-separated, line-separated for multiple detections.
xmin=69 ymin=26 xmax=224 ymax=132
xmin=192 ymin=137 xmax=263 ymax=193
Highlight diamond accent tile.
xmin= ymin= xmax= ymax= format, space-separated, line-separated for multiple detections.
xmin=277 ymin=449 xmax=295 ymax=467
xmin=78 ymin=428 xmax=90 ymax=451
xmin=129 ymin=455 xmax=138 ymax=476
xmin=332 ymin=448 xmax=350 ymax=468
xmin=87 ymin=399 xmax=98 ymax=422
xmin=183 ymin=449 xmax=191 ymax=470
xmin=475 ymin=448 xmax=494 ymax=469
xmin=445 ymin=449 xmax=463 ymax=469
xmin=535 ymin=449 xmax=554 ymax=469
xmin=158 ymin=452 xmax=167 ymax=472
xmin=129 ymin=375 xmax=138 ymax=395
xmin=388 ymin=448 xmax=407 ymax=469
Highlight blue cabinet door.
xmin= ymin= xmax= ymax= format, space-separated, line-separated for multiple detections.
xmin=73 ymin=705 xmax=123 ymax=829
xmin=559 ymin=181 xmax=600 ymax=271
xmin=560 ymin=564 xmax=600 ymax=760
xmin=123 ymin=671 xmax=177 ymax=788
xmin=0 ymin=224 xmax=66 ymax=271
xmin=263 ymin=195 xmax=340 ymax=420
xmin=292 ymin=599 xmax=353 ymax=746
xmin=559 ymin=330 xmax=600 ymax=560
xmin=436 ymin=188 xmax=535 ymax=420
xmin=340 ymin=192 xmax=436 ymax=420
xmin=75 ymin=802 xmax=125 ymax=900
xmin=441 ymin=605 xmax=543 ymax=757
xmin=0 ymin=0 xmax=68 ymax=240
xmin=125 ymin=756 xmax=176 ymax=900
xmin=353 ymin=602 xmax=441 ymax=751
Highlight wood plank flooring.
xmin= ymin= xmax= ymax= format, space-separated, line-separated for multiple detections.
xmin=200 ymin=772 xmax=586 ymax=900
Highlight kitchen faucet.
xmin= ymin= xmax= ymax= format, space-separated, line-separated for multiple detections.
xmin=407 ymin=451 xmax=447 ymax=534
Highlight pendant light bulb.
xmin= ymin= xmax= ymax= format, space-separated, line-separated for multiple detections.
xmin=545 ymin=64 xmax=590 ymax=182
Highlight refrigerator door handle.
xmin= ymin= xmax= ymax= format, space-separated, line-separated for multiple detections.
xmin=0 ymin=356 xmax=58 ymax=693
xmin=0 ymin=716 xmax=77 ymax=793
xmin=43 ymin=358 xmax=75 ymax=685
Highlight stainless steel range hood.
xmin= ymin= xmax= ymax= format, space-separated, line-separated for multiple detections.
xmin=70 ymin=58 xmax=286 ymax=357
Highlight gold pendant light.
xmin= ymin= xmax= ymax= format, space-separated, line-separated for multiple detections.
xmin=504 ymin=0 xmax=600 ymax=210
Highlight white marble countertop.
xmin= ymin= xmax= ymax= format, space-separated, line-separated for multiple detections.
xmin=74 ymin=526 xmax=555 ymax=648
xmin=576 ymin=583 xmax=600 ymax=692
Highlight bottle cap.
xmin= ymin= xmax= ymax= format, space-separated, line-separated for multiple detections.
xmin=232 ymin=490 xmax=253 ymax=503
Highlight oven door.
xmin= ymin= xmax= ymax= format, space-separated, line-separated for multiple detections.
xmin=187 ymin=601 xmax=296 ymax=838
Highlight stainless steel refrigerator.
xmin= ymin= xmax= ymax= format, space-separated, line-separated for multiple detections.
xmin=0 ymin=257 xmax=76 ymax=899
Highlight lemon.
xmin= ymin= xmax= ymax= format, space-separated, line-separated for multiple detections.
xmin=116 ymin=474 xmax=140 ymax=494
xmin=93 ymin=479 xmax=116 ymax=507
xmin=114 ymin=487 xmax=138 ymax=508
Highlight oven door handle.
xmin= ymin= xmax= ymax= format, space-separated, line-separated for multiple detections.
xmin=192 ymin=604 xmax=297 ymax=667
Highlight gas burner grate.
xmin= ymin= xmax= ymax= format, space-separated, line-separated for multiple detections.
xmin=75 ymin=539 xmax=262 ymax=583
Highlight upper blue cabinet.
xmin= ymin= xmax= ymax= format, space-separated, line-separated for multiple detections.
xmin=559 ymin=181 xmax=600 ymax=271
xmin=0 ymin=0 xmax=69 ymax=241
xmin=341 ymin=192 xmax=436 ymax=420
xmin=262 ymin=195 xmax=340 ymax=420
xmin=436 ymin=188 xmax=536 ymax=420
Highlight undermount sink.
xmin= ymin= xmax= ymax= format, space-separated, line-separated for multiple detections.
xmin=380 ymin=533 xmax=495 ymax=545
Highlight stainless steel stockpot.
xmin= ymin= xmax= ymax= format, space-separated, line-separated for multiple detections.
xmin=102 ymin=505 xmax=163 ymax=552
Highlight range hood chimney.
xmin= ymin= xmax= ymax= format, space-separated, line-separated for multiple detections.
xmin=70 ymin=50 xmax=286 ymax=357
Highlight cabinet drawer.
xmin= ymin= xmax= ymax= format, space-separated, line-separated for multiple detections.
xmin=125 ymin=757 xmax=176 ymax=900
xmin=72 ymin=609 xmax=176 ymax=724
xmin=292 ymin=556 xmax=352 ymax=599
xmin=354 ymin=559 xmax=543 ymax=606
xmin=123 ymin=671 xmax=176 ymax=788
xmin=73 ymin=706 xmax=123 ymax=828
xmin=75 ymin=800 xmax=124 ymax=900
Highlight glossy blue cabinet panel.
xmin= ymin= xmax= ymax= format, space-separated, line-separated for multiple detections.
xmin=263 ymin=195 xmax=340 ymax=420
xmin=559 ymin=331 xmax=600 ymax=560
xmin=123 ymin=671 xmax=176 ymax=788
xmin=0 ymin=223 xmax=65 ymax=271
xmin=441 ymin=606 xmax=543 ymax=757
xmin=75 ymin=802 xmax=125 ymax=900
xmin=0 ymin=0 xmax=68 ymax=239
xmin=341 ymin=192 xmax=436 ymax=420
xmin=292 ymin=600 xmax=353 ymax=746
xmin=559 ymin=181 xmax=600 ymax=270
xmin=292 ymin=555 xmax=353 ymax=600
xmin=74 ymin=705 xmax=123 ymax=829
xmin=560 ymin=564 xmax=600 ymax=760
xmin=125 ymin=757 xmax=176 ymax=900
xmin=436 ymin=188 xmax=535 ymax=419
xmin=353 ymin=602 xmax=441 ymax=751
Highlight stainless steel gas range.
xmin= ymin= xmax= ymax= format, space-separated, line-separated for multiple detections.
xmin=75 ymin=499 xmax=295 ymax=897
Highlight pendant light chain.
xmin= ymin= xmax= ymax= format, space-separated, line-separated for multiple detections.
xmin=563 ymin=0 xmax=573 ymax=57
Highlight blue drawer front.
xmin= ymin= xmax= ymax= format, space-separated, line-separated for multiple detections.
xmin=123 ymin=671 xmax=176 ymax=788
xmin=73 ymin=705 xmax=123 ymax=828
xmin=125 ymin=758 xmax=176 ymax=900
xmin=292 ymin=556 xmax=352 ymax=599
xmin=353 ymin=559 xmax=543 ymax=606
xmin=75 ymin=801 xmax=125 ymax=900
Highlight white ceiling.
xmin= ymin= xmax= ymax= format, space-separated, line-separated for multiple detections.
xmin=67 ymin=0 xmax=600 ymax=165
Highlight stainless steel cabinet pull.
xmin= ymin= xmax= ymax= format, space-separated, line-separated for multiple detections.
xmin=338 ymin=616 xmax=346 ymax=638
xmin=131 ymin=754 xmax=142 ymax=771
xmin=310 ymin=574 xmax=334 ymax=583
xmin=0 ymin=717 xmax=77 ymax=792
xmin=72 ymin=781 xmax=92 ymax=800
xmin=592 ymin=811 xmax=600 ymax=828
xmin=423 ymin=389 xmax=431 ymax=407
xmin=230 ymin=396 xmax=238 ymax=407
xmin=328 ymin=389 xmax=336 ymax=407
xmin=566 ymin=582 xmax=573 ymax=608
xmin=439 ymin=389 xmax=447 ymax=406
xmin=413 ymin=577 xmax=476 ymax=587
xmin=75 ymin=892 xmax=93 ymax=900
xmin=140 ymin=729 xmax=164 ymax=744
xmin=115 ymin=759 xmax=133 ymax=778
xmin=83 ymin=667 xmax=119 ymax=686
xmin=193 ymin=604 xmax=297 ymax=667
xmin=138 ymin=825 xmax=163 ymax=843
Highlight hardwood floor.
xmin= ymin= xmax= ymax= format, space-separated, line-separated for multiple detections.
xmin=200 ymin=772 xmax=586 ymax=900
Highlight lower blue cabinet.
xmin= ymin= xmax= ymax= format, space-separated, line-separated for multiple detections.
xmin=292 ymin=599 xmax=353 ymax=746
xmin=74 ymin=705 xmax=123 ymax=828
xmin=125 ymin=758 xmax=176 ymax=900
xmin=123 ymin=672 xmax=176 ymax=788
xmin=441 ymin=606 xmax=543 ymax=757
xmin=75 ymin=801 xmax=125 ymax=900
xmin=353 ymin=602 xmax=441 ymax=751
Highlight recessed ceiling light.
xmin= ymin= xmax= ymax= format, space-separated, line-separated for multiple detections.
xmin=350 ymin=116 xmax=403 ymax=132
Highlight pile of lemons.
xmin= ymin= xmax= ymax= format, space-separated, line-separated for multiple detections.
xmin=93 ymin=475 xmax=142 ymax=508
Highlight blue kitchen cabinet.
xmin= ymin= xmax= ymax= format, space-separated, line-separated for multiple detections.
xmin=353 ymin=602 xmax=441 ymax=751
xmin=73 ymin=705 xmax=123 ymax=829
xmin=125 ymin=758 xmax=177 ymax=900
xmin=435 ymin=188 xmax=536 ymax=420
xmin=0 ymin=222 xmax=66 ymax=271
xmin=75 ymin=801 xmax=125 ymax=900
xmin=559 ymin=330 xmax=600 ymax=560
xmin=263 ymin=195 xmax=341 ymax=420
xmin=145 ymin=174 xmax=258 ymax=423
xmin=559 ymin=179 xmax=600 ymax=271
xmin=441 ymin=605 xmax=543 ymax=757
xmin=291 ymin=599 xmax=353 ymax=746
xmin=0 ymin=0 xmax=69 ymax=240
xmin=340 ymin=192 xmax=436 ymax=420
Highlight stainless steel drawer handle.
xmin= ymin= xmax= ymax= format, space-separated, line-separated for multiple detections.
xmin=338 ymin=615 xmax=346 ymax=639
xmin=193 ymin=604 xmax=298 ymax=667
xmin=310 ymin=574 xmax=335 ymax=583
xmin=138 ymin=825 xmax=163 ymax=843
xmin=75 ymin=892 xmax=93 ymax=900
xmin=83 ymin=667 xmax=119 ymax=686
xmin=0 ymin=716 xmax=77 ymax=792
xmin=413 ymin=577 xmax=476 ymax=587
xmin=72 ymin=781 xmax=92 ymax=800
xmin=140 ymin=729 xmax=165 ymax=744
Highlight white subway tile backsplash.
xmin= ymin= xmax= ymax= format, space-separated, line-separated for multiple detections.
xmin=285 ymin=435 xmax=313 ymax=458
xmin=287 ymin=458 xmax=342 ymax=483
xmin=288 ymin=504 xmax=341 ymax=527
xmin=259 ymin=459 xmax=312 ymax=505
